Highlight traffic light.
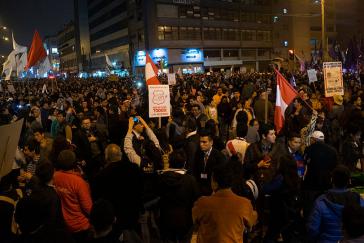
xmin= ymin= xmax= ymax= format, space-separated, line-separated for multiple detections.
xmin=288 ymin=49 xmax=294 ymax=60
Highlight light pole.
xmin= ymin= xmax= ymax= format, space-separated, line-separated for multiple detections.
xmin=321 ymin=0 xmax=327 ymax=61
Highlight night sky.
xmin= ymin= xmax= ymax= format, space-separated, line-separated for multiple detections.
xmin=0 ymin=0 xmax=73 ymax=55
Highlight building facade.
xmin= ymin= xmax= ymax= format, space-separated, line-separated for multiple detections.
xmin=44 ymin=35 xmax=60 ymax=72
xmin=57 ymin=22 xmax=78 ymax=73
xmin=130 ymin=0 xmax=273 ymax=73
xmin=87 ymin=0 xmax=130 ymax=71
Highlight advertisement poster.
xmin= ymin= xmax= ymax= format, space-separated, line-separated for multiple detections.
xmin=148 ymin=85 xmax=171 ymax=118
xmin=134 ymin=49 xmax=168 ymax=68
xmin=181 ymin=49 xmax=204 ymax=63
xmin=323 ymin=62 xmax=344 ymax=97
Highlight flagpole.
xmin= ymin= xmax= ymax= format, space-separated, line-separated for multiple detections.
xmin=264 ymin=86 xmax=268 ymax=124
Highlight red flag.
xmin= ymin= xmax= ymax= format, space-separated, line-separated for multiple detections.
xmin=26 ymin=30 xmax=47 ymax=70
xmin=145 ymin=52 xmax=160 ymax=85
xmin=274 ymin=70 xmax=298 ymax=133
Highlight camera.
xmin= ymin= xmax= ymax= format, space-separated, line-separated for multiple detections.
xmin=133 ymin=117 xmax=139 ymax=123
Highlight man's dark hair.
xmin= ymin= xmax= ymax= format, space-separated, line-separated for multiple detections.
xmin=90 ymin=199 xmax=115 ymax=232
xmin=35 ymin=161 xmax=54 ymax=185
xmin=199 ymin=129 xmax=213 ymax=141
xmin=236 ymin=110 xmax=248 ymax=125
xmin=332 ymin=165 xmax=351 ymax=188
xmin=57 ymin=149 xmax=77 ymax=171
xmin=212 ymin=163 xmax=233 ymax=189
xmin=259 ymin=123 xmax=275 ymax=138
xmin=288 ymin=132 xmax=301 ymax=142
xmin=25 ymin=139 xmax=40 ymax=154
xmin=184 ymin=117 xmax=197 ymax=132
xmin=236 ymin=123 xmax=248 ymax=138
xmin=32 ymin=127 xmax=45 ymax=134
xmin=169 ymin=149 xmax=187 ymax=169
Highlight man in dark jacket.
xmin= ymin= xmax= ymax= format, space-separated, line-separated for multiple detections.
xmin=183 ymin=118 xmax=200 ymax=174
xmin=91 ymin=144 xmax=143 ymax=232
xmin=307 ymin=165 xmax=364 ymax=243
xmin=193 ymin=129 xmax=227 ymax=196
xmin=157 ymin=149 xmax=199 ymax=242
xmin=244 ymin=123 xmax=279 ymax=183
xmin=303 ymin=130 xmax=338 ymax=218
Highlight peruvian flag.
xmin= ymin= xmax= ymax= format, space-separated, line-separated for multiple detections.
xmin=274 ymin=70 xmax=298 ymax=133
xmin=145 ymin=52 xmax=160 ymax=85
xmin=26 ymin=30 xmax=47 ymax=70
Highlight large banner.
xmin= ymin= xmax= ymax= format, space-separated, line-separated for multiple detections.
xmin=323 ymin=62 xmax=344 ymax=97
xmin=148 ymin=85 xmax=171 ymax=118
xmin=0 ymin=119 xmax=23 ymax=178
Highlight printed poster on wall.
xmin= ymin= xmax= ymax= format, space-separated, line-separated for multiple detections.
xmin=323 ymin=62 xmax=344 ymax=97
xmin=148 ymin=85 xmax=171 ymax=118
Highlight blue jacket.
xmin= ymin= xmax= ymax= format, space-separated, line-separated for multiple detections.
xmin=307 ymin=189 xmax=364 ymax=243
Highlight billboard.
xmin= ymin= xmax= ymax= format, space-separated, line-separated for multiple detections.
xmin=134 ymin=49 xmax=168 ymax=68
xmin=181 ymin=48 xmax=204 ymax=63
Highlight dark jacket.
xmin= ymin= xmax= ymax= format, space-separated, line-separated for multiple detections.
xmin=243 ymin=141 xmax=283 ymax=183
xmin=157 ymin=169 xmax=199 ymax=240
xmin=193 ymin=148 xmax=227 ymax=196
xmin=307 ymin=189 xmax=364 ymax=243
xmin=183 ymin=133 xmax=200 ymax=174
xmin=303 ymin=142 xmax=338 ymax=191
xmin=91 ymin=161 xmax=143 ymax=230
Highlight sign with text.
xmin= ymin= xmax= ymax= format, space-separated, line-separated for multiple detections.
xmin=181 ymin=49 xmax=204 ymax=63
xmin=307 ymin=69 xmax=318 ymax=83
xmin=323 ymin=62 xmax=344 ymax=97
xmin=148 ymin=85 xmax=171 ymax=118
xmin=167 ymin=73 xmax=176 ymax=85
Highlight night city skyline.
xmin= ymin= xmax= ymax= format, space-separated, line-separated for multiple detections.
xmin=0 ymin=0 xmax=73 ymax=55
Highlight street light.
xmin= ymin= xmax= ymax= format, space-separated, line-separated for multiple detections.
xmin=321 ymin=0 xmax=327 ymax=61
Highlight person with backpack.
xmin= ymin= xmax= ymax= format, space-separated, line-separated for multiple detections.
xmin=307 ymin=165 xmax=364 ymax=243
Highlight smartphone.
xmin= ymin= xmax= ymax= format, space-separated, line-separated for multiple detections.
xmin=133 ymin=117 xmax=139 ymax=123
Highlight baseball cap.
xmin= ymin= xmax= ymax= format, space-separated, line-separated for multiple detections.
xmin=311 ymin=131 xmax=324 ymax=140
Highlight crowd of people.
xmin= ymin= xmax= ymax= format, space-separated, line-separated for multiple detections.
xmin=0 ymin=69 xmax=363 ymax=243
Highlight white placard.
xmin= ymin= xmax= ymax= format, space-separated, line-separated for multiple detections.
xmin=0 ymin=119 xmax=24 ymax=178
xmin=7 ymin=84 xmax=15 ymax=94
xmin=307 ymin=69 xmax=318 ymax=83
xmin=148 ymin=85 xmax=171 ymax=118
xmin=167 ymin=73 xmax=176 ymax=85
xmin=323 ymin=62 xmax=344 ymax=97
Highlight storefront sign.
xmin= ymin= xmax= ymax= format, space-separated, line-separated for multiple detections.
xmin=323 ymin=62 xmax=344 ymax=97
xmin=181 ymin=49 xmax=204 ymax=63
xmin=148 ymin=85 xmax=171 ymax=118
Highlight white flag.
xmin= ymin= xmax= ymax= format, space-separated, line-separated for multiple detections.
xmin=105 ymin=54 xmax=113 ymax=67
xmin=2 ymin=51 xmax=16 ymax=80
xmin=12 ymin=33 xmax=27 ymax=54
xmin=38 ymin=56 xmax=51 ymax=77
xmin=15 ymin=52 xmax=27 ymax=76
xmin=42 ymin=84 xmax=47 ymax=94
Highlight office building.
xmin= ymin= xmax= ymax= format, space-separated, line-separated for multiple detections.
xmin=87 ymin=0 xmax=130 ymax=71
xmin=44 ymin=35 xmax=60 ymax=72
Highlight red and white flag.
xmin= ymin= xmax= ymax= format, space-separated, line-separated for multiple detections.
xmin=26 ymin=30 xmax=47 ymax=70
xmin=274 ymin=70 xmax=298 ymax=133
xmin=145 ymin=52 xmax=160 ymax=86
